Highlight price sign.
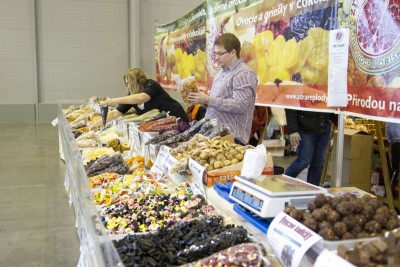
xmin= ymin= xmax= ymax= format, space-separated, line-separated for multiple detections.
xmin=128 ymin=123 xmax=141 ymax=155
xmin=51 ymin=118 xmax=58 ymax=126
xmin=164 ymin=153 xmax=178 ymax=174
xmin=151 ymin=145 xmax=171 ymax=175
xmin=188 ymin=158 xmax=206 ymax=197
xmin=267 ymin=212 xmax=322 ymax=267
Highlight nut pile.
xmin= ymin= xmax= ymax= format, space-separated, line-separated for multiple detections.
xmin=285 ymin=194 xmax=400 ymax=240
xmin=170 ymin=134 xmax=247 ymax=173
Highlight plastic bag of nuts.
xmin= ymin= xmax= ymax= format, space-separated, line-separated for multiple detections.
xmin=174 ymin=75 xmax=198 ymax=103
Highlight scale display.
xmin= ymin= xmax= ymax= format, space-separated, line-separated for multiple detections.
xmin=231 ymin=186 xmax=263 ymax=211
xmin=229 ymin=175 xmax=327 ymax=218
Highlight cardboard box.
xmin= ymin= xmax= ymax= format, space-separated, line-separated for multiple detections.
xmin=332 ymin=128 xmax=373 ymax=159
xmin=327 ymin=156 xmax=372 ymax=187
xmin=263 ymin=139 xmax=286 ymax=157
xmin=327 ymin=187 xmax=375 ymax=198
xmin=203 ymin=152 xmax=274 ymax=186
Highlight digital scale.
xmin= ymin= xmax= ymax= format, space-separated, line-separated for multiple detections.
xmin=229 ymin=175 xmax=327 ymax=219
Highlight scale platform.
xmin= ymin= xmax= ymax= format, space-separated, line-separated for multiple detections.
xmin=229 ymin=175 xmax=327 ymax=218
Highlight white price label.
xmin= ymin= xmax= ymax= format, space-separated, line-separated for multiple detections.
xmin=128 ymin=123 xmax=141 ymax=155
xmin=51 ymin=118 xmax=58 ymax=126
xmin=164 ymin=154 xmax=178 ymax=174
xmin=150 ymin=147 xmax=169 ymax=174
xmin=188 ymin=158 xmax=206 ymax=196
xmin=267 ymin=212 xmax=322 ymax=267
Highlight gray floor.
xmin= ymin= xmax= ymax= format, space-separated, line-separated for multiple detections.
xmin=0 ymin=123 xmax=80 ymax=267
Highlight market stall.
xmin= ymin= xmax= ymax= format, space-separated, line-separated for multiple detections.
xmin=59 ymin=0 xmax=400 ymax=265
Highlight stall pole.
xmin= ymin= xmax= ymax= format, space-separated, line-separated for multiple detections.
xmin=333 ymin=114 xmax=345 ymax=187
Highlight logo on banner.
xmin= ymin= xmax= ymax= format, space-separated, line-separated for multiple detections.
xmin=349 ymin=0 xmax=400 ymax=74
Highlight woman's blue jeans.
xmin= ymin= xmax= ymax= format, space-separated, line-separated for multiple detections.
xmin=285 ymin=123 xmax=331 ymax=186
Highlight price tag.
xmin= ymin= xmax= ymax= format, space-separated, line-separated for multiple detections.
xmin=164 ymin=153 xmax=178 ymax=174
xmin=128 ymin=123 xmax=141 ymax=155
xmin=314 ymin=249 xmax=356 ymax=267
xmin=188 ymin=158 xmax=206 ymax=196
xmin=142 ymin=132 xmax=155 ymax=166
xmin=51 ymin=118 xmax=58 ymax=126
xmin=267 ymin=212 xmax=322 ymax=267
xmin=149 ymin=144 xmax=158 ymax=162
xmin=151 ymin=145 xmax=171 ymax=175
xmin=93 ymin=103 xmax=101 ymax=113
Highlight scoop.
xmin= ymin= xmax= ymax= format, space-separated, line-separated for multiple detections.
xmin=100 ymin=105 xmax=109 ymax=129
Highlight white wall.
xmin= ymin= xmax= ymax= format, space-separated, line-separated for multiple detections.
xmin=0 ymin=0 xmax=36 ymax=104
xmin=0 ymin=0 xmax=203 ymax=121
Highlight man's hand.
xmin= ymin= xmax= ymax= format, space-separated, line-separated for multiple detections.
xmin=289 ymin=132 xmax=301 ymax=147
xmin=188 ymin=92 xmax=210 ymax=105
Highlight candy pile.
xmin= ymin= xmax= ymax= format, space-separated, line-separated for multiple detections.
xmin=88 ymin=172 xmax=120 ymax=189
xmin=101 ymin=193 xmax=217 ymax=234
xmin=93 ymin=171 xmax=159 ymax=206
xmin=113 ymin=216 xmax=250 ymax=266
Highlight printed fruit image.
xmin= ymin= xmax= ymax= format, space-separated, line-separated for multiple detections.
xmin=301 ymin=66 xmax=320 ymax=84
xmin=157 ymin=36 xmax=168 ymax=78
xmin=269 ymin=65 xmax=290 ymax=82
xmin=290 ymin=36 xmax=315 ymax=74
xmin=281 ymin=38 xmax=299 ymax=69
xmin=348 ymin=56 xmax=368 ymax=87
xmin=194 ymin=49 xmax=207 ymax=82
xmin=253 ymin=30 xmax=274 ymax=58
xmin=240 ymin=41 xmax=256 ymax=63
xmin=357 ymin=0 xmax=400 ymax=55
xmin=266 ymin=35 xmax=285 ymax=66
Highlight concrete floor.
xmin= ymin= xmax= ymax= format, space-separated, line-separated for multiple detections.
xmin=0 ymin=123 xmax=80 ymax=267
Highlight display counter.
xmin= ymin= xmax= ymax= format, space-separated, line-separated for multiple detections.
xmin=58 ymin=102 xmax=282 ymax=267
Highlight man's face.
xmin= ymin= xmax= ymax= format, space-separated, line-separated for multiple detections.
xmin=214 ymin=45 xmax=236 ymax=68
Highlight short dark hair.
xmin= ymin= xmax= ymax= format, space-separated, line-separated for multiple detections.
xmin=214 ymin=33 xmax=241 ymax=58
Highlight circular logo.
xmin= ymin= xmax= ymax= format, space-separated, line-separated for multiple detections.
xmin=350 ymin=0 xmax=400 ymax=74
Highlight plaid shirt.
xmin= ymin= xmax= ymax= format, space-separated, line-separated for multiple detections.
xmin=206 ymin=58 xmax=258 ymax=144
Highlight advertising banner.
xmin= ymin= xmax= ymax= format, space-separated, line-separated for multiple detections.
xmin=155 ymin=0 xmax=400 ymax=121
xmin=154 ymin=3 xmax=207 ymax=92
xmin=341 ymin=0 xmax=400 ymax=120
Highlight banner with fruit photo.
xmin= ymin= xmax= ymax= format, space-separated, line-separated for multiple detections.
xmin=206 ymin=0 xmax=338 ymax=110
xmin=339 ymin=0 xmax=400 ymax=120
xmin=155 ymin=3 xmax=207 ymax=93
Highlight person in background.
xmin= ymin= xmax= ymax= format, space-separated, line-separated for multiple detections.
xmin=386 ymin=122 xmax=400 ymax=186
xmin=187 ymin=33 xmax=258 ymax=145
xmin=91 ymin=68 xmax=188 ymax=129
xmin=285 ymin=109 xmax=335 ymax=186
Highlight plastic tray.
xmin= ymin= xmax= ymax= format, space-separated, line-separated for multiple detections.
xmin=320 ymin=236 xmax=380 ymax=251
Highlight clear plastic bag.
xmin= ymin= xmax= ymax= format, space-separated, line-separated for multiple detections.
xmin=174 ymin=74 xmax=198 ymax=103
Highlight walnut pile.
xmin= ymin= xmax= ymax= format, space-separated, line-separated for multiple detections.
xmin=284 ymin=194 xmax=400 ymax=241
